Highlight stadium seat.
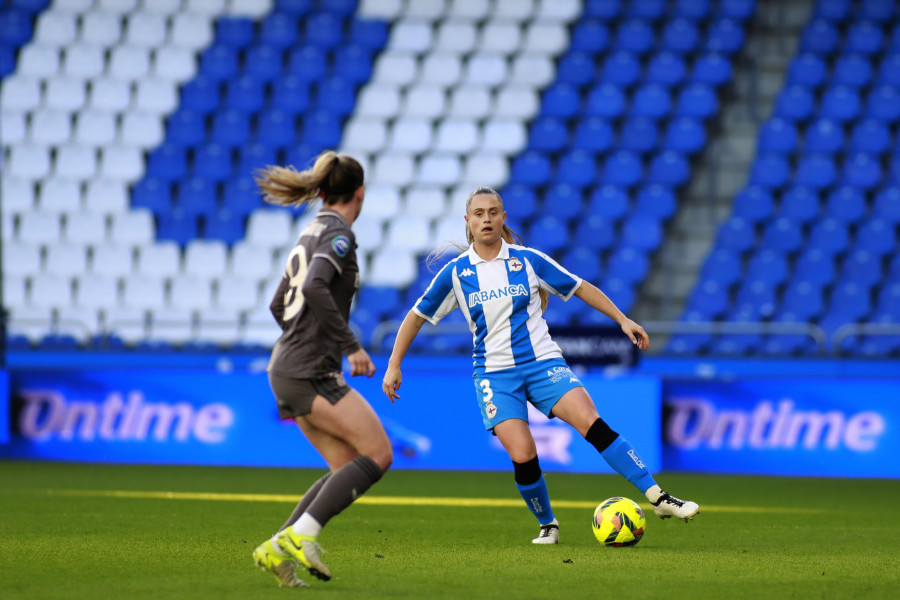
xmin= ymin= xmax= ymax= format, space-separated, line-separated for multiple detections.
xmin=842 ymin=153 xmax=882 ymax=189
xmin=587 ymin=184 xmax=630 ymax=221
xmin=781 ymin=281 xmax=825 ymax=320
xmin=746 ymin=249 xmax=788 ymax=285
xmin=700 ymin=248 xmax=742 ymax=286
xmin=631 ymin=84 xmax=671 ymax=119
xmin=615 ymin=20 xmax=654 ymax=55
xmin=840 ymin=249 xmax=883 ymax=288
xmin=804 ymin=119 xmax=844 ymax=154
xmin=873 ymin=186 xmax=900 ymax=223
xmin=574 ymin=215 xmax=616 ymax=251
xmin=661 ymin=18 xmax=699 ymax=53
xmin=807 ymin=217 xmax=850 ymax=256
xmin=648 ymin=151 xmax=690 ymax=186
xmin=820 ymin=86 xmax=860 ymax=122
xmin=543 ymin=184 xmax=584 ymax=220
xmin=602 ymin=151 xmax=643 ymax=187
xmin=762 ymin=217 xmax=804 ymax=254
xmin=692 ymin=53 xmax=733 ymax=86
xmin=607 ymin=247 xmax=648 ymax=283
xmin=787 ymin=53 xmax=827 ymax=87
xmin=619 ymin=118 xmax=658 ymax=154
xmin=621 ymin=214 xmax=663 ymax=251
xmin=585 ymin=83 xmax=626 ymax=118
xmin=556 ymin=150 xmax=597 ymax=187
xmin=686 ymin=280 xmax=729 ymax=318
xmin=825 ymin=186 xmax=867 ymax=223
xmin=774 ymin=85 xmax=814 ymax=121
xmin=602 ymin=50 xmax=641 ymax=86
xmin=676 ymin=83 xmax=718 ymax=119
xmin=832 ymin=54 xmax=873 ymax=88
xmin=846 ymin=20 xmax=885 ymax=55
xmin=646 ymin=52 xmax=686 ymax=87
xmin=749 ymin=153 xmax=790 ymax=188
xmin=849 ymin=119 xmax=891 ymax=154
xmin=664 ymin=117 xmax=707 ymax=154
xmin=570 ymin=20 xmax=609 ymax=54
xmin=731 ymin=185 xmax=774 ymax=223
xmin=800 ymin=19 xmax=839 ymax=54
xmin=573 ymin=117 xmax=614 ymax=153
xmin=757 ymin=118 xmax=797 ymax=154
xmin=715 ymin=216 xmax=756 ymax=253
xmin=794 ymin=154 xmax=836 ymax=189
xmin=867 ymin=85 xmax=900 ymax=122
xmin=855 ymin=218 xmax=896 ymax=255
xmin=779 ymin=186 xmax=820 ymax=223
xmin=634 ymin=184 xmax=676 ymax=220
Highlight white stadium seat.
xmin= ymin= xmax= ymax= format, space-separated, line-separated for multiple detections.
xmin=99 ymin=145 xmax=145 ymax=181
xmin=537 ymin=0 xmax=582 ymax=21
xmin=3 ymin=276 xmax=27 ymax=308
xmin=79 ymin=11 xmax=123 ymax=46
xmin=76 ymin=274 xmax=121 ymax=309
xmin=448 ymin=86 xmax=492 ymax=119
xmin=432 ymin=215 xmax=469 ymax=247
xmin=388 ymin=20 xmax=434 ymax=54
xmin=482 ymin=119 xmax=528 ymax=153
xmin=372 ymin=54 xmax=418 ymax=86
xmin=123 ymin=12 xmax=167 ymax=47
xmin=54 ymin=145 xmax=99 ymax=179
xmin=29 ymin=109 xmax=73 ymax=145
xmin=463 ymin=54 xmax=508 ymax=87
xmin=185 ymin=0 xmax=227 ymax=14
xmin=523 ymin=23 xmax=570 ymax=54
xmin=2 ymin=244 xmax=42 ymax=277
xmin=351 ymin=215 xmax=384 ymax=254
xmin=169 ymin=13 xmax=214 ymax=50
xmin=51 ymin=0 xmax=94 ymax=12
xmin=434 ymin=21 xmax=477 ymax=54
xmin=8 ymin=305 xmax=54 ymax=343
xmin=509 ymin=55 xmax=556 ymax=87
xmin=239 ymin=305 xmax=281 ymax=348
xmin=463 ymin=153 xmax=510 ymax=188
xmin=2 ymin=178 xmax=36 ymax=213
xmin=108 ymin=45 xmax=151 ymax=80
xmin=88 ymin=78 xmax=132 ymax=111
xmin=342 ymin=118 xmax=388 ymax=153
xmin=18 ymin=44 xmax=60 ymax=77
xmin=402 ymin=85 xmax=447 ymax=120
xmin=361 ymin=185 xmax=401 ymax=220
xmin=90 ymin=243 xmax=135 ymax=277
xmin=228 ymin=241 xmax=274 ymax=281
xmin=447 ymin=0 xmax=491 ymax=19
xmin=33 ymin=11 xmax=78 ymax=46
xmin=245 ymin=210 xmax=293 ymax=248
xmin=1 ymin=110 xmax=26 ymax=144
xmin=168 ymin=275 xmax=214 ymax=311
xmin=56 ymin=305 xmax=101 ymax=342
xmin=216 ymin=277 xmax=260 ymax=312
xmin=119 ymin=112 xmax=165 ymax=148
xmin=135 ymin=242 xmax=182 ymax=278
xmin=63 ymin=45 xmax=106 ymax=78
xmin=29 ymin=274 xmax=74 ymax=309
xmin=43 ymin=77 xmax=86 ymax=111
xmin=143 ymin=0 xmax=187 ymax=14
xmin=419 ymin=54 xmax=462 ymax=87
xmin=8 ymin=144 xmax=51 ymax=179
xmin=97 ymin=0 xmax=139 ymax=14
xmin=64 ymin=211 xmax=109 ymax=244
xmin=404 ymin=187 xmax=448 ymax=220
xmin=121 ymin=274 xmax=166 ymax=310
xmin=152 ymin=46 xmax=198 ymax=82
xmin=103 ymin=306 xmax=148 ymax=345
xmin=134 ymin=79 xmax=178 ymax=113
xmin=38 ymin=178 xmax=82 ymax=214
xmin=0 ymin=77 xmax=41 ymax=111
xmin=417 ymin=154 xmax=462 ymax=186
xmin=479 ymin=22 xmax=522 ymax=55
xmin=84 ymin=179 xmax=128 ymax=215
xmin=147 ymin=308 xmax=195 ymax=346
xmin=434 ymin=119 xmax=479 ymax=153
xmin=366 ymin=248 xmax=417 ymax=287
xmin=228 ymin=0 xmax=274 ymax=18
xmin=73 ymin=110 xmax=117 ymax=146
xmin=184 ymin=240 xmax=229 ymax=280
xmin=358 ymin=0 xmax=403 ymax=19
xmin=495 ymin=85 xmax=541 ymax=117
xmin=383 ymin=214 xmax=431 ymax=252
xmin=45 ymin=243 xmax=89 ymax=277
xmin=370 ymin=154 xmax=415 ymax=187
xmin=388 ymin=118 xmax=433 ymax=153
xmin=405 ymin=0 xmax=447 ymax=21
xmin=494 ymin=0 xmax=536 ymax=21
xmin=18 ymin=212 xmax=62 ymax=245
xmin=110 ymin=209 xmax=155 ymax=245
xmin=194 ymin=312 xmax=241 ymax=346
xmin=356 ymin=85 xmax=401 ymax=118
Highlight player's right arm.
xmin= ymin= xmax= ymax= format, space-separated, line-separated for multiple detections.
xmin=382 ymin=310 xmax=427 ymax=402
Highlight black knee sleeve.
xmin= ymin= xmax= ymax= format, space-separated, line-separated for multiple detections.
xmin=512 ymin=456 xmax=542 ymax=486
xmin=355 ymin=455 xmax=385 ymax=483
xmin=585 ymin=418 xmax=619 ymax=453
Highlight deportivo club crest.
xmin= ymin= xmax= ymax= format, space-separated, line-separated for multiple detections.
xmin=507 ymin=257 xmax=523 ymax=272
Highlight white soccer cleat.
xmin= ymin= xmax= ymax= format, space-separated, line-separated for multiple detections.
xmin=532 ymin=520 xmax=560 ymax=544
xmin=652 ymin=492 xmax=700 ymax=522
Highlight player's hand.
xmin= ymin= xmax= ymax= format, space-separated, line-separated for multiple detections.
xmin=621 ymin=319 xmax=650 ymax=351
xmin=347 ymin=348 xmax=375 ymax=377
xmin=382 ymin=365 xmax=402 ymax=403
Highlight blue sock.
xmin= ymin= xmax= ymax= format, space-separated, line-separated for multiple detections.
xmin=600 ymin=437 xmax=657 ymax=494
xmin=516 ymin=475 xmax=555 ymax=525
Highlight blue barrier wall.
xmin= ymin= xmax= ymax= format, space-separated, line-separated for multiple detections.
xmin=0 ymin=365 xmax=661 ymax=474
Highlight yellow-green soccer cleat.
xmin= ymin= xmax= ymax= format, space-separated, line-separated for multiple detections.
xmin=275 ymin=529 xmax=332 ymax=582
xmin=252 ymin=539 xmax=309 ymax=588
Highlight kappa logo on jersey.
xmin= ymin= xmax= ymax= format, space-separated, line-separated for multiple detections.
xmin=331 ymin=235 xmax=350 ymax=257
xmin=507 ymin=257 xmax=523 ymax=272
xmin=459 ymin=268 xmax=475 ymax=277
xmin=468 ymin=284 xmax=528 ymax=307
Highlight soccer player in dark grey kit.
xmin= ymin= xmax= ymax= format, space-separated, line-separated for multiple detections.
xmin=251 ymin=151 xmax=392 ymax=588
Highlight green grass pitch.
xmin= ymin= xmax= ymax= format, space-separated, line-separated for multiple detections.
xmin=1 ymin=461 xmax=898 ymax=599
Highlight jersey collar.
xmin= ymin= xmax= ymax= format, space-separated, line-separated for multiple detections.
xmin=318 ymin=208 xmax=348 ymax=226
xmin=467 ymin=239 xmax=510 ymax=264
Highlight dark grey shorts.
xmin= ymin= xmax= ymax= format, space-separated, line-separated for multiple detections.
xmin=268 ymin=371 xmax=352 ymax=419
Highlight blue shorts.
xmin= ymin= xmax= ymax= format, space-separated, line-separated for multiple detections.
xmin=473 ymin=358 xmax=584 ymax=431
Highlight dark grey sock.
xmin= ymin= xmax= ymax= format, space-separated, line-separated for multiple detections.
xmin=305 ymin=456 xmax=384 ymax=528
xmin=278 ymin=472 xmax=332 ymax=533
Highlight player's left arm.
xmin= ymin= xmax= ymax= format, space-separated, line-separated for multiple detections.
xmin=574 ymin=282 xmax=650 ymax=350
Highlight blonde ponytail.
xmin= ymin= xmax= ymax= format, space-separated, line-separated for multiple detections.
xmin=255 ymin=150 xmax=363 ymax=207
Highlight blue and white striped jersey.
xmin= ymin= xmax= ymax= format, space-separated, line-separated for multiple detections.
xmin=413 ymin=240 xmax=583 ymax=372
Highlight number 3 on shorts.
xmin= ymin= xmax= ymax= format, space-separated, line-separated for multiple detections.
xmin=479 ymin=379 xmax=493 ymax=402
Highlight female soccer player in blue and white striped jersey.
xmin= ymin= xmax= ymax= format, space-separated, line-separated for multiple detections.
xmin=383 ymin=187 xmax=698 ymax=544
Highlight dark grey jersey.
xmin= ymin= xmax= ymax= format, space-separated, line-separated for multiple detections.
xmin=267 ymin=209 xmax=361 ymax=379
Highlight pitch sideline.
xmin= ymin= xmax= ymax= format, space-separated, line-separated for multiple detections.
xmin=48 ymin=489 xmax=825 ymax=514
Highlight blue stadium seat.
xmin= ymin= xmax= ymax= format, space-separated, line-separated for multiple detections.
xmin=557 ymin=52 xmax=597 ymax=87
xmin=779 ymin=186 xmax=820 ymax=223
xmin=333 ymin=45 xmax=373 ymax=84
xmin=244 ymin=45 xmax=285 ymax=82
xmin=877 ymin=281 xmax=900 ymax=313
xmin=0 ymin=45 xmax=16 ymax=78
xmin=706 ymin=19 xmax=745 ymax=54
xmin=891 ymin=153 xmax=900 ymax=183
xmin=615 ymin=20 xmax=654 ymax=55
xmin=607 ymin=247 xmax=648 ymax=282
xmin=762 ymin=311 xmax=817 ymax=356
xmin=356 ymin=286 xmax=401 ymax=319
xmin=713 ymin=330 xmax=761 ymax=356
xmin=193 ymin=142 xmax=233 ymax=181
xmin=781 ymin=281 xmax=825 ymax=320
xmin=588 ymin=184 xmax=629 ymax=221
xmin=855 ymin=218 xmax=896 ymax=255
xmin=200 ymin=45 xmax=239 ymax=81
xmin=749 ymin=153 xmax=790 ymax=188
xmin=287 ymin=45 xmax=328 ymax=81
xmin=824 ymin=185 xmax=866 ymax=223
xmin=774 ymin=85 xmax=815 ymax=120
xmin=544 ymin=295 xmax=586 ymax=327
xmin=804 ymin=118 xmax=844 ymax=153
xmin=891 ymin=24 xmax=900 ymax=52
xmin=873 ymin=186 xmax=900 ymax=223
xmin=828 ymin=282 xmax=872 ymax=320
xmin=602 ymin=51 xmax=641 ymax=86
xmin=318 ymin=0 xmax=357 ymax=17
xmin=820 ymin=86 xmax=861 ymax=122
xmin=180 ymin=76 xmax=220 ymax=113
xmin=204 ymin=211 xmax=245 ymax=244
xmin=542 ymin=184 xmax=584 ymax=220
xmin=731 ymin=185 xmax=774 ymax=223
xmin=814 ymin=0 xmax=850 ymax=20
xmin=216 ymin=17 xmax=254 ymax=48
xmin=176 ymin=177 xmax=219 ymax=215
xmin=350 ymin=18 xmax=388 ymax=50
xmin=561 ymin=246 xmax=602 ymax=282
xmin=676 ymin=83 xmax=718 ymax=119
xmin=306 ymin=12 xmax=345 ymax=48
xmin=794 ymin=154 xmax=836 ymax=189
xmin=719 ymin=0 xmax=756 ymax=20
xmin=226 ymin=75 xmax=265 ymax=113
xmin=645 ymin=52 xmax=686 ymax=87
xmin=575 ymin=215 xmax=616 ymax=250
xmin=584 ymin=0 xmax=622 ymax=19
xmin=556 ymin=150 xmax=597 ymax=188
xmin=673 ymin=0 xmax=711 ymax=19
xmin=860 ymin=0 xmax=895 ymax=21
xmin=238 ymin=142 xmax=277 ymax=176
xmin=807 ymin=217 xmax=850 ymax=256
xmin=635 ymin=184 xmax=676 ymax=220
xmin=800 ymin=19 xmax=839 ymax=54
xmin=260 ymin=12 xmax=299 ymax=48
xmin=585 ymin=83 xmax=626 ymax=117
xmin=692 ymin=53 xmax=733 ymax=86
xmin=211 ymin=109 xmax=251 ymax=146
xmin=573 ymin=117 xmax=614 ymax=153
xmin=833 ymin=54 xmax=873 ymax=88
xmin=631 ymin=84 xmax=670 ymax=119
xmin=0 ymin=8 xmax=33 ymax=47
xmin=166 ymin=110 xmax=207 ymax=146
xmin=131 ymin=177 xmax=172 ymax=214
xmin=879 ymin=53 xmax=900 ymax=87
xmin=648 ymin=151 xmax=690 ymax=186
xmin=667 ymin=313 xmax=713 ymax=355
xmin=716 ymin=216 xmax=756 ymax=253
xmin=686 ymin=280 xmax=729 ymax=318
xmin=223 ymin=176 xmax=261 ymax=217
xmin=746 ymin=249 xmax=788 ymax=285
xmin=619 ymin=117 xmax=658 ymax=154
xmin=147 ymin=143 xmax=188 ymax=181
xmin=528 ymin=118 xmax=569 ymax=152
xmin=542 ymin=84 xmax=582 ymax=118
xmin=285 ymin=144 xmax=317 ymax=169
xmin=302 ymin=111 xmax=342 ymax=149
xmin=157 ymin=211 xmax=199 ymax=245
xmin=602 ymin=151 xmax=643 ymax=187
xmin=596 ymin=277 xmax=636 ymax=314
xmin=761 ymin=216 xmax=804 ymax=254
xmin=866 ymin=85 xmax=900 ymax=123
xmin=501 ymin=184 xmax=539 ymax=219
xmin=793 ymin=248 xmax=835 ymax=286
xmin=842 ymin=153 xmax=882 ymax=190
xmin=663 ymin=117 xmax=706 ymax=154
xmin=840 ymin=249 xmax=883 ymax=288
xmin=628 ymin=0 xmax=666 ymax=20
xmin=621 ymin=214 xmax=663 ymax=250
xmin=527 ymin=216 xmax=568 ymax=253
xmin=571 ymin=20 xmax=609 ymax=54
xmin=270 ymin=76 xmax=310 ymax=114
xmin=701 ymin=248 xmax=743 ymax=285
xmin=315 ymin=77 xmax=357 ymax=116
xmin=849 ymin=119 xmax=891 ymax=154
xmin=757 ymin=118 xmax=797 ymax=153
xmin=510 ymin=152 xmax=552 ymax=186
xmin=661 ymin=18 xmax=699 ymax=53
xmin=787 ymin=53 xmax=827 ymax=87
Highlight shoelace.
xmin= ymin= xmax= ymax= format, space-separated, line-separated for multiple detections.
xmin=539 ymin=525 xmax=557 ymax=537
xmin=662 ymin=493 xmax=684 ymax=507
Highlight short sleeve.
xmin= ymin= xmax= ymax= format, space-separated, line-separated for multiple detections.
xmin=311 ymin=227 xmax=355 ymax=274
xmin=413 ymin=261 xmax=459 ymax=324
xmin=522 ymin=249 xmax=583 ymax=300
